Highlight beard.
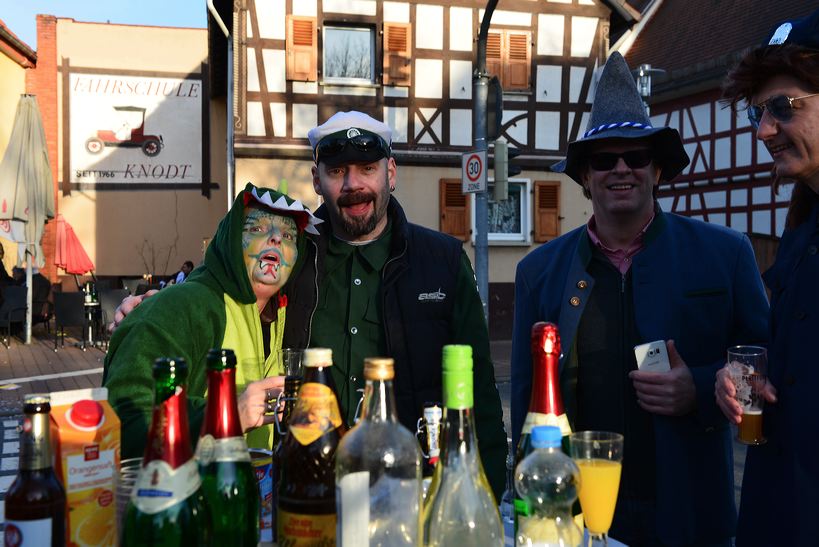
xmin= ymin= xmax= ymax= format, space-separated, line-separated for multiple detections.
xmin=333 ymin=183 xmax=390 ymax=239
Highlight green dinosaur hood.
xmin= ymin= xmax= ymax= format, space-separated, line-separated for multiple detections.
xmin=187 ymin=182 xmax=312 ymax=304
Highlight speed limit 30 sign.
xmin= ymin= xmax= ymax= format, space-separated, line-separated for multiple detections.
xmin=461 ymin=150 xmax=487 ymax=193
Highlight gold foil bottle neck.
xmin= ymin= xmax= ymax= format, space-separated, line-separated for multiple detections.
xmin=363 ymin=357 xmax=395 ymax=380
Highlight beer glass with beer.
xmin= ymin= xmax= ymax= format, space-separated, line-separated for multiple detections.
xmin=727 ymin=346 xmax=767 ymax=445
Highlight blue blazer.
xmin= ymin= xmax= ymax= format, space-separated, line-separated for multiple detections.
xmin=512 ymin=208 xmax=769 ymax=545
xmin=737 ymin=201 xmax=819 ymax=546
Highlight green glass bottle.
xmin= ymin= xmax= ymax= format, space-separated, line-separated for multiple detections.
xmin=121 ymin=358 xmax=210 ymax=546
xmin=196 ymin=349 xmax=259 ymax=545
xmin=423 ymin=345 xmax=503 ymax=546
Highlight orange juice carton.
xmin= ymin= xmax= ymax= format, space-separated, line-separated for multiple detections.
xmin=51 ymin=387 xmax=121 ymax=547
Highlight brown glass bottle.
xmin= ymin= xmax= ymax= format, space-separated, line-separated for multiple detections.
xmin=277 ymin=348 xmax=344 ymax=545
xmin=4 ymin=394 xmax=66 ymax=547
xmin=269 ymin=373 xmax=301 ymax=544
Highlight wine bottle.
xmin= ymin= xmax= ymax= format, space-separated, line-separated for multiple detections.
xmin=514 ymin=322 xmax=581 ymax=531
xmin=122 ymin=358 xmax=210 ymax=546
xmin=4 ymin=395 xmax=66 ymax=547
xmin=335 ymin=357 xmax=422 ymax=546
xmin=277 ymin=348 xmax=344 ymax=545
xmin=423 ymin=345 xmax=503 ymax=547
xmin=196 ymin=349 xmax=259 ymax=545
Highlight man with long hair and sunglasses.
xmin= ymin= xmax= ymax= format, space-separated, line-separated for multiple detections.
xmin=510 ymin=52 xmax=769 ymax=546
xmin=716 ymin=9 xmax=819 ymax=546
xmin=289 ymin=111 xmax=508 ymax=499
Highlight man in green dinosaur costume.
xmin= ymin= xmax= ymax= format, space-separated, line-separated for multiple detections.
xmin=103 ymin=183 xmax=321 ymax=457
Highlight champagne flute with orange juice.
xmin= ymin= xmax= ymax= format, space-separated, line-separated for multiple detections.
xmin=569 ymin=431 xmax=624 ymax=546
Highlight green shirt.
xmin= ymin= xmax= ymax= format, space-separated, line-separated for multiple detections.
xmin=311 ymin=222 xmax=392 ymax=425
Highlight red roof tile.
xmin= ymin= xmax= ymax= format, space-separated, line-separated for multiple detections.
xmin=625 ymin=0 xmax=815 ymax=75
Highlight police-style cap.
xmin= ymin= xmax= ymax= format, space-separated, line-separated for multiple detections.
xmin=307 ymin=111 xmax=393 ymax=167
xmin=764 ymin=8 xmax=819 ymax=51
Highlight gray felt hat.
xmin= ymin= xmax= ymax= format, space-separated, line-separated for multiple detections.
xmin=551 ymin=52 xmax=689 ymax=184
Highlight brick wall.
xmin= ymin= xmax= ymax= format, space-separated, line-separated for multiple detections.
xmin=26 ymin=15 xmax=58 ymax=282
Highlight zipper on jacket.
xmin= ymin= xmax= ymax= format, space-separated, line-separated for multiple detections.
xmin=380 ymin=239 xmax=408 ymax=351
xmin=306 ymin=237 xmax=320 ymax=346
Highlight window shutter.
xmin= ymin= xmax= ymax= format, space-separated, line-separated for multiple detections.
xmin=286 ymin=15 xmax=317 ymax=81
xmin=440 ymin=179 xmax=471 ymax=241
xmin=505 ymin=32 xmax=531 ymax=90
xmin=534 ymin=181 xmax=560 ymax=242
xmin=383 ymin=23 xmax=411 ymax=86
xmin=486 ymin=32 xmax=503 ymax=82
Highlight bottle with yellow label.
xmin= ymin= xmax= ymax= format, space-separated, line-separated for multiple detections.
xmin=277 ymin=348 xmax=345 ymax=546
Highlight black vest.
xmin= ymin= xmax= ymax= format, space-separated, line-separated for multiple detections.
xmin=283 ymin=198 xmax=461 ymax=432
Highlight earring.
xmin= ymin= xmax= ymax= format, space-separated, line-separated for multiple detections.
xmin=390 ymin=186 xmax=395 ymax=192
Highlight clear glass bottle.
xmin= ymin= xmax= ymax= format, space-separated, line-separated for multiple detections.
xmin=122 ymin=358 xmax=210 ymax=546
xmin=500 ymin=446 xmax=516 ymax=547
xmin=335 ymin=357 xmax=422 ymax=546
xmin=4 ymin=394 xmax=66 ymax=547
xmin=515 ymin=426 xmax=582 ymax=547
xmin=196 ymin=349 xmax=259 ymax=546
xmin=423 ymin=345 xmax=503 ymax=546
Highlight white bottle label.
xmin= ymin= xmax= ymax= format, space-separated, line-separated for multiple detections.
xmin=3 ymin=519 xmax=52 ymax=546
xmin=336 ymin=471 xmax=370 ymax=547
xmin=131 ymin=458 xmax=201 ymax=515
xmin=195 ymin=434 xmax=251 ymax=465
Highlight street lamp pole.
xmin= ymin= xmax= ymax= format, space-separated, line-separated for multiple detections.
xmin=473 ymin=0 xmax=498 ymax=320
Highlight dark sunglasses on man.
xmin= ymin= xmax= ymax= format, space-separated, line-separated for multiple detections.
xmin=314 ymin=129 xmax=391 ymax=165
xmin=747 ymin=92 xmax=819 ymax=129
xmin=587 ymin=149 xmax=653 ymax=171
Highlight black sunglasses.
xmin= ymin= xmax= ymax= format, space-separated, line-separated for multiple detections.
xmin=587 ymin=149 xmax=653 ymax=171
xmin=747 ymin=93 xmax=819 ymax=129
xmin=314 ymin=129 xmax=390 ymax=164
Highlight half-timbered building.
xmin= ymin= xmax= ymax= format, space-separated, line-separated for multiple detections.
xmin=209 ymin=0 xmax=642 ymax=334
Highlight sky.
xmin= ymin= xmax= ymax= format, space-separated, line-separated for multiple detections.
xmin=1 ymin=0 xmax=208 ymax=49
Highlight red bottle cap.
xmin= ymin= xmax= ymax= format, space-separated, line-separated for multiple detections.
xmin=70 ymin=399 xmax=104 ymax=428
xmin=532 ymin=322 xmax=561 ymax=356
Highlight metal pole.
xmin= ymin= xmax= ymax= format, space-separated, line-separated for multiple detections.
xmin=473 ymin=0 xmax=498 ymax=321
xmin=25 ymin=246 xmax=33 ymax=344
xmin=207 ymin=0 xmax=235 ymax=211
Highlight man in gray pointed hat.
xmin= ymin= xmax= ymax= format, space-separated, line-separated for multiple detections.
xmin=511 ymin=52 xmax=769 ymax=546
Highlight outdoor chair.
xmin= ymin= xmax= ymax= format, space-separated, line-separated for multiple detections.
xmin=53 ymin=291 xmax=86 ymax=351
xmin=0 ymin=286 xmax=27 ymax=348
xmin=98 ymin=288 xmax=129 ymax=350
xmin=120 ymin=277 xmax=144 ymax=295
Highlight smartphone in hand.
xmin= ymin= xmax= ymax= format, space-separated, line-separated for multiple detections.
xmin=634 ymin=340 xmax=671 ymax=373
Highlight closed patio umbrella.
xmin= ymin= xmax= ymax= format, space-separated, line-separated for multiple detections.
xmin=0 ymin=95 xmax=56 ymax=344
xmin=55 ymin=214 xmax=95 ymax=275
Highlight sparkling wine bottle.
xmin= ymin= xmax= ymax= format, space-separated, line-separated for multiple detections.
xmin=122 ymin=358 xmax=210 ymax=546
xmin=196 ymin=349 xmax=258 ymax=545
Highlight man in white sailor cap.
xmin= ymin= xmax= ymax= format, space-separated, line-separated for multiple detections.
xmin=286 ymin=110 xmax=508 ymax=500
xmin=108 ymin=110 xmax=508 ymax=499
xmin=511 ymin=54 xmax=769 ymax=545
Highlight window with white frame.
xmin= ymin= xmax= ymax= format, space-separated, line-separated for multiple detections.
xmin=323 ymin=25 xmax=375 ymax=83
xmin=471 ymin=179 xmax=532 ymax=244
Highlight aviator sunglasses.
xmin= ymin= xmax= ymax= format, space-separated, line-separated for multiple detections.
xmin=314 ymin=129 xmax=391 ymax=164
xmin=747 ymin=93 xmax=819 ymax=129
xmin=587 ymin=149 xmax=653 ymax=171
